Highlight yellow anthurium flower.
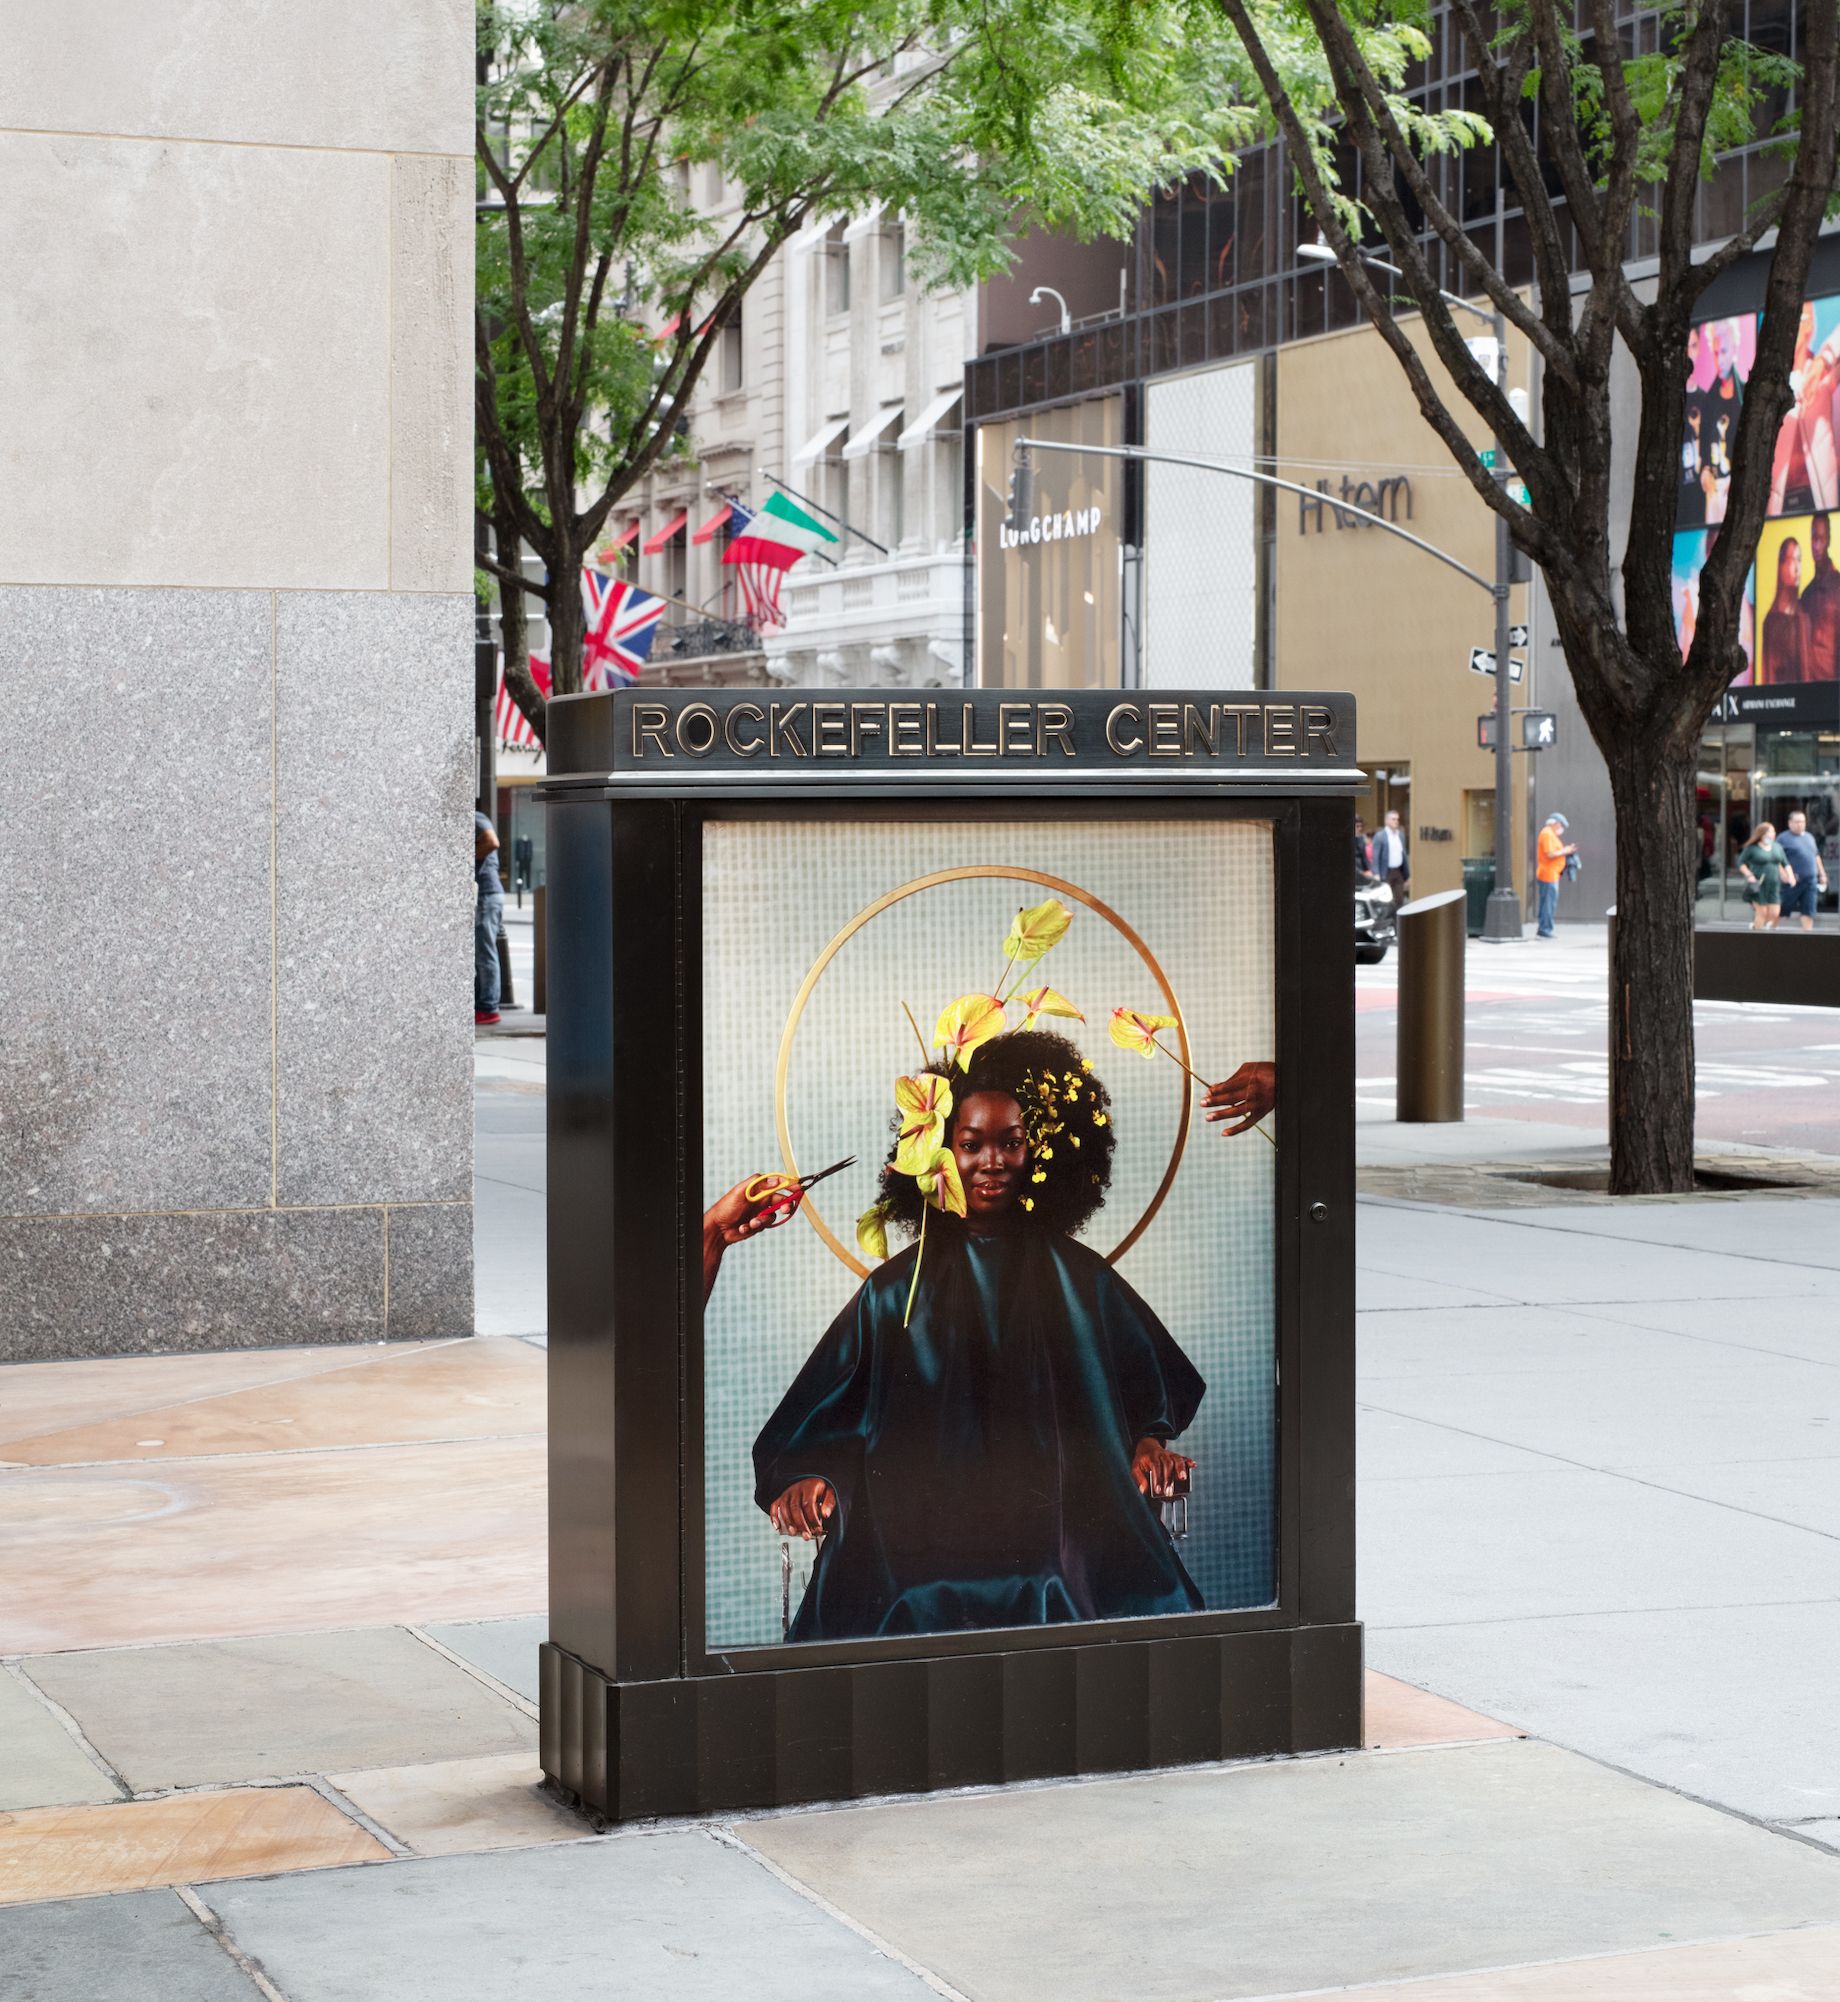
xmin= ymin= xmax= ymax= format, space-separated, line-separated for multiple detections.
xmin=894 ymin=1121 xmax=947 ymax=1177
xmin=916 ymin=1146 xmax=967 ymax=1217
xmin=933 ymin=994 xmax=1006 ymax=1070
xmin=895 ymin=1073 xmax=953 ymax=1140
xmin=1109 ymin=1007 xmax=1178 ymax=1057
xmin=1002 ymin=897 xmax=1073 ymax=964
xmin=1018 ymin=984 xmax=1084 ymax=1031
xmin=856 ymin=1205 xmax=890 ymax=1261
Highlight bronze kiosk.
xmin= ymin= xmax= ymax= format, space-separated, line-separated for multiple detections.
xmin=537 ymin=686 xmax=1361 ymax=1822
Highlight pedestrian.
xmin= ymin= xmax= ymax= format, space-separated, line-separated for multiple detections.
xmin=1353 ymin=815 xmax=1374 ymax=880
xmin=475 ymin=807 xmax=504 ymax=1024
xmin=1534 ymin=813 xmax=1577 ymax=938
xmin=1778 ymin=809 xmax=1828 ymax=931
xmin=1737 ymin=820 xmax=1789 ymax=930
xmin=1373 ymin=809 xmax=1410 ymax=905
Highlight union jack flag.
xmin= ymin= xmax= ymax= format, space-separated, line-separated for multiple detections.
xmin=496 ymin=653 xmax=550 ymax=751
xmin=580 ymin=567 xmax=665 ymax=689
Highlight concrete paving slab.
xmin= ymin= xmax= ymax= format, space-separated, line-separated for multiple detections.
xmin=473 ymin=1176 xmax=546 ymax=1338
xmin=1292 ymin=1925 xmax=1840 ymax=2001
xmin=0 ymin=1889 xmax=261 ymax=2002
xmin=3 ymin=1336 xmax=541 ymax=1466
xmin=1802 ymin=1822 xmax=1840 ymax=1852
xmin=1358 ymin=1406 xmax=1557 ymax=1482
xmin=735 ymin=1740 xmax=1840 ymax=2002
xmin=420 ymin=1614 xmax=545 ymax=1702
xmin=0 ymin=1435 xmax=545 ymax=1653
xmin=0 ymin=1344 xmax=396 ymax=1452
xmin=23 ymin=1629 xmax=534 ymax=1792
xmin=1359 ymin=1211 xmax=1840 ymax=1306
xmin=1359 ymin=1465 xmax=1840 ymax=1627
xmin=326 ymin=1753 xmax=586 ymax=1855
xmin=1357 ymin=1268 xmax=1518 ymax=1313
xmin=0 ymin=1670 xmax=120 ymax=1811
xmin=1357 ymin=1304 xmax=1720 ymax=1382
xmin=199 ymin=1831 xmax=938 ymax=2001
xmin=1368 ymin=1600 xmax=1840 ymax=1825
xmin=0 ymin=1786 xmax=387 ymax=1905
xmin=1362 ymin=1351 xmax=1840 ymax=1472
xmin=1613 ymin=1456 xmax=1840 ymax=1536
xmin=1562 ymin=1294 xmax=1840 ymax=1369
xmin=1363 ymin=1671 xmax=1521 ymax=1750
xmin=1458 ymin=1197 xmax=1840 ymax=1270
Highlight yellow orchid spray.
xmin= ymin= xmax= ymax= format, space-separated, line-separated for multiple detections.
xmin=1109 ymin=1008 xmax=1276 ymax=1147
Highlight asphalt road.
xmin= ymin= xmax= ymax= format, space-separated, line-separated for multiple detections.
xmin=1355 ymin=924 xmax=1840 ymax=1157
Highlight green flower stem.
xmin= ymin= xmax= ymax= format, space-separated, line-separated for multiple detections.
xmin=900 ymin=1000 xmax=933 ymax=1069
xmin=903 ymin=1200 xmax=928 ymax=1327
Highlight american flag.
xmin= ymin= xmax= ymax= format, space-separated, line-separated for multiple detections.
xmin=495 ymin=653 xmax=550 ymax=751
xmin=581 ymin=568 xmax=665 ymax=688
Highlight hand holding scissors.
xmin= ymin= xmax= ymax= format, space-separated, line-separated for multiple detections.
xmin=741 ymin=1156 xmax=857 ymax=1224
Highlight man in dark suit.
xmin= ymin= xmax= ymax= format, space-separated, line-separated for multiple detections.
xmin=1373 ymin=809 xmax=1410 ymax=905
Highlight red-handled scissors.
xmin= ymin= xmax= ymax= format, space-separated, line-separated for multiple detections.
xmin=743 ymin=1156 xmax=856 ymax=1221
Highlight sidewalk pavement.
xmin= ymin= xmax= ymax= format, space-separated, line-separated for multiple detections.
xmin=3 ymin=1033 xmax=1839 ymax=1999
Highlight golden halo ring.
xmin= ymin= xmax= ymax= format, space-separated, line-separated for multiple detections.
xmin=772 ymin=865 xmax=1193 ymax=1277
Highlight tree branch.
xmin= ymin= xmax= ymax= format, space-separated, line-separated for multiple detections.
xmin=1213 ymin=0 xmax=1569 ymax=583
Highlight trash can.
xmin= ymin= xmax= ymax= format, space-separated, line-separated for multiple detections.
xmin=1462 ymin=855 xmax=1495 ymax=937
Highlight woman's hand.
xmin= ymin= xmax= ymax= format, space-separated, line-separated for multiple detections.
xmin=1202 ymin=1061 xmax=1275 ymax=1137
xmin=770 ymin=1478 xmax=836 ymax=1540
xmin=703 ymin=1176 xmax=795 ymax=1302
xmin=1132 ymin=1437 xmax=1194 ymax=1502
xmin=706 ymin=1177 xmax=793 ymax=1248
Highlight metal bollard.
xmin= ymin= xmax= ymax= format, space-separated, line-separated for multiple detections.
xmin=1396 ymin=888 xmax=1467 ymax=1123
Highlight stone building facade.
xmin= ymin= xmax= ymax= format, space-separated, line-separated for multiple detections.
xmin=2 ymin=3 xmax=476 ymax=1358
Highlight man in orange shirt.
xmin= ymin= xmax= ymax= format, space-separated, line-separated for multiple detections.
xmin=1535 ymin=813 xmax=1576 ymax=938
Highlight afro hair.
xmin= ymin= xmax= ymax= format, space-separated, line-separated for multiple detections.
xmin=875 ymin=1027 xmax=1114 ymax=1241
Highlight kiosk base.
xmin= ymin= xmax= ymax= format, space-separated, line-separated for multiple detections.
xmin=539 ymin=1624 xmax=1362 ymax=1823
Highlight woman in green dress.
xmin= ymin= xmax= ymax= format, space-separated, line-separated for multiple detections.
xmin=1738 ymin=821 xmax=1792 ymax=930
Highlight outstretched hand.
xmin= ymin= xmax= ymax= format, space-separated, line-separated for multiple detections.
xmin=1202 ymin=1061 xmax=1275 ymax=1137
xmin=770 ymin=1477 xmax=836 ymax=1540
xmin=706 ymin=1177 xmax=796 ymax=1248
xmin=1132 ymin=1437 xmax=1194 ymax=1503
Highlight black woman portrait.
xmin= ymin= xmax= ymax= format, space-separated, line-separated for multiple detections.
xmin=750 ymin=1029 xmax=1207 ymax=1644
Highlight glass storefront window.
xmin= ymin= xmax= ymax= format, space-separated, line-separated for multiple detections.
xmin=1698 ymin=725 xmax=1840 ymax=922
xmin=974 ymin=397 xmax=1126 ymax=689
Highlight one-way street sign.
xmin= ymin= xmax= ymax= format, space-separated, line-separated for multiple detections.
xmin=1469 ymin=647 xmax=1525 ymax=682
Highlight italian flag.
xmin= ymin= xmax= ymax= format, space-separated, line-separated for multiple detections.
xmin=722 ymin=488 xmax=840 ymax=629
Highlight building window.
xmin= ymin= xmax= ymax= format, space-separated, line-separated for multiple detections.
xmin=719 ymin=307 xmax=744 ymax=394
xmin=824 ymin=223 xmax=850 ymax=315
xmin=881 ymin=221 xmax=906 ymax=301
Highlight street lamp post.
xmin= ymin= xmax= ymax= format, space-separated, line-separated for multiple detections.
xmin=1298 ymin=241 xmax=1522 ymax=939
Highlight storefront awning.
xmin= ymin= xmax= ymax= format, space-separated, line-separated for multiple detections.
xmin=594 ymin=520 xmax=641 ymax=564
xmin=690 ymin=503 xmax=734 ymax=545
xmin=791 ymin=414 xmax=851 ymax=467
xmin=898 ymin=386 xmax=963 ymax=452
xmin=841 ymin=404 xmax=904 ymax=460
xmin=642 ymin=508 xmax=689 ymax=554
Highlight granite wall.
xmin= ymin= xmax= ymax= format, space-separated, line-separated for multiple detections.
xmin=0 ymin=2 xmax=476 ymax=1359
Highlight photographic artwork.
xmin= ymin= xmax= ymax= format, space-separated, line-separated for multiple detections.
xmin=700 ymin=819 xmax=1276 ymax=1652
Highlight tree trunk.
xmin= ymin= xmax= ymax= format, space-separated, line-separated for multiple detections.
xmin=492 ymin=501 xmax=546 ymax=747
xmin=1606 ymin=737 xmax=1699 ymax=1195
xmin=547 ymin=540 xmax=586 ymax=698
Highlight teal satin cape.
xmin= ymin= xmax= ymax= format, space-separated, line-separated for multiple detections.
xmin=753 ymin=1223 xmax=1206 ymax=1643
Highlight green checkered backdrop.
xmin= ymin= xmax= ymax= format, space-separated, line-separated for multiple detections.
xmin=701 ymin=818 xmax=1276 ymax=1649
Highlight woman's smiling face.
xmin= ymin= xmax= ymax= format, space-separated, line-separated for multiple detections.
xmin=951 ymin=1090 xmax=1027 ymax=1224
